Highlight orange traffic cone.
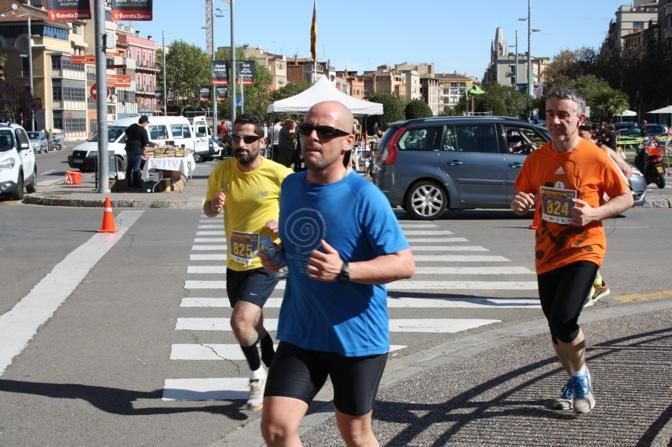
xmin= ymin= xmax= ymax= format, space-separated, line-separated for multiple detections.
xmin=97 ymin=196 xmax=118 ymax=233
xmin=529 ymin=197 xmax=541 ymax=230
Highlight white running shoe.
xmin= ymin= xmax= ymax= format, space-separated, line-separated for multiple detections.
xmin=246 ymin=368 xmax=266 ymax=410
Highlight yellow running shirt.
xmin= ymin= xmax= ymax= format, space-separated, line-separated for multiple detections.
xmin=205 ymin=157 xmax=293 ymax=271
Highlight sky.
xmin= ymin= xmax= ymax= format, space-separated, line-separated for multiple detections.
xmin=132 ymin=0 xmax=634 ymax=79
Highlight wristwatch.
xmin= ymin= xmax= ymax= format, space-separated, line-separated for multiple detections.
xmin=336 ymin=261 xmax=350 ymax=283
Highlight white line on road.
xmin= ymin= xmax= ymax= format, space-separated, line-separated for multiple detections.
xmin=186 ymin=265 xmax=532 ymax=275
xmin=192 ymin=245 xmax=227 ymax=251
xmin=190 ymin=254 xmax=227 ymax=261
xmin=37 ymin=178 xmax=63 ymax=186
xmin=184 ymin=280 xmax=537 ymax=290
xmin=0 ymin=211 xmax=144 ymax=376
xmin=402 ymin=230 xmax=455 ymax=236
xmin=194 ymin=238 xmax=227 ymax=243
xmin=188 ymin=254 xmax=509 ymax=262
xmin=180 ymin=297 xmax=540 ymax=309
xmin=176 ymin=318 xmax=500 ymax=333
xmin=170 ymin=344 xmax=406 ymax=360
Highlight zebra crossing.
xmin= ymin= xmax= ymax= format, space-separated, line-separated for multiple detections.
xmin=162 ymin=216 xmax=540 ymax=402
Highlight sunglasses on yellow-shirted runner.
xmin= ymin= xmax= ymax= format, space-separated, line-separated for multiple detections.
xmin=231 ymin=133 xmax=262 ymax=144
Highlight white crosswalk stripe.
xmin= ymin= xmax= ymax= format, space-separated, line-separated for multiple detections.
xmin=163 ymin=214 xmax=539 ymax=401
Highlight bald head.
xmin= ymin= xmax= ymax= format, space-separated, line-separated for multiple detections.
xmin=307 ymin=101 xmax=354 ymax=134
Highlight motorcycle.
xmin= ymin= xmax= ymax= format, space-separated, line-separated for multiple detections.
xmin=634 ymin=137 xmax=666 ymax=189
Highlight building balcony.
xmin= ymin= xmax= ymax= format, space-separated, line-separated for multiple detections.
xmin=135 ymin=63 xmax=159 ymax=73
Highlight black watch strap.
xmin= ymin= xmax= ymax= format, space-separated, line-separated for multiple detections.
xmin=336 ymin=261 xmax=350 ymax=283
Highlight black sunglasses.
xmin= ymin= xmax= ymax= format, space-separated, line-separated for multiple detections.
xmin=298 ymin=123 xmax=351 ymax=139
xmin=231 ymin=133 xmax=262 ymax=144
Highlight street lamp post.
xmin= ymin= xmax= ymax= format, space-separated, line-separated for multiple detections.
xmin=162 ymin=30 xmax=167 ymax=116
xmin=209 ymin=0 xmax=217 ymax=128
xmin=230 ymin=0 xmax=236 ymax=123
xmin=26 ymin=3 xmax=33 ymax=131
xmin=519 ymin=0 xmax=540 ymax=97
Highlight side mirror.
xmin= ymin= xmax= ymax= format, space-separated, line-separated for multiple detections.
xmin=20 ymin=142 xmax=30 ymax=150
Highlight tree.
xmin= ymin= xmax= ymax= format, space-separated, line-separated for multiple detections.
xmin=473 ymin=83 xmax=532 ymax=118
xmin=0 ymin=81 xmax=35 ymax=126
xmin=404 ymin=99 xmax=433 ymax=119
xmin=271 ymin=80 xmax=312 ymax=102
xmin=367 ymin=93 xmax=404 ymax=129
xmin=157 ymin=41 xmax=210 ymax=109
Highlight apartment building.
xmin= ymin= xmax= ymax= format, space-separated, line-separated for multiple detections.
xmin=602 ymin=1 xmax=659 ymax=54
xmin=335 ymin=70 xmax=365 ymax=99
xmin=117 ymin=28 xmax=157 ymax=117
xmin=658 ymin=0 xmax=672 ymax=49
xmin=239 ymin=45 xmax=287 ymax=90
xmin=420 ymin=77 xmax=441 ymax=115
xmin=436 ymin=73 xmax=474 ymax=110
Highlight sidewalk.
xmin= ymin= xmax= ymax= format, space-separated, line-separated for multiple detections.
xmin=24 ymin=170 xmax=207 ymax=209
xmin=218 ymin=298 xmax=672 ymax=447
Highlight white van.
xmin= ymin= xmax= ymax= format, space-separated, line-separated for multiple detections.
xmin=0 ymin=123 xmax=37 ymax=200
xmin=67 ymin=116 xmax=208 ymax=175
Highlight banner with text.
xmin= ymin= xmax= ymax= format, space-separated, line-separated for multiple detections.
xmin=199 ymin=86 xmax=211 ymax=102
xmin=215 ymin=86 xmax=228 ymax=101
xmin=212 ymin=61 xmax=229 ymax=85
xmin=111 ymin=0 xmax=153 ymax=21
xmin=47 ymin=0 xmax=91 ymax=21
xmin=238 ymin=61 xmax=256 ymax=85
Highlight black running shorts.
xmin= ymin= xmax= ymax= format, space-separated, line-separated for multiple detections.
xmin=226 ymin=267 xmax=278 ymax=308
xmin=264 ymin=341 xmax=388 ymax=416
xmin=537 ymin=261 xmax=598 ymax=343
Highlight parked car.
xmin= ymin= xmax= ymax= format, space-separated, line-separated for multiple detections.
xmin=373 ymin=116 xmax=645 ymax=220
xmin=27 ymin=130 xmax=49 ymax=153
xmin=0 ymin=123 xmax=37 ymax=200
xmin=645 ymin=123 xmax=669 ymax=137
xmin=194 ymin=137 xmax=224 ymax=162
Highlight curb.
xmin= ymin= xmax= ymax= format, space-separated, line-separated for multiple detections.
xmin=22 ymin=194 xmax=197 ymax=209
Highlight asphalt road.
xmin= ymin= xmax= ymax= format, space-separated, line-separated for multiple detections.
xmin=0 ymin=191 xmax=671 ymax=445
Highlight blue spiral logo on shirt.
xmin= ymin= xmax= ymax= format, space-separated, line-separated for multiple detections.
xmin=285 ymin=208 xmax=326 ymax=253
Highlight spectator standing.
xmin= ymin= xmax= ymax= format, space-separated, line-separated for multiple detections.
xmin=260 ymin=101 xmax=415 ymax=446
xmin=203 ymin=114 xmax=293 ymax=410
xmin=270 ymin=119 xmax=282 ymax=162
xmin=277 ymin=119 xmax=296 ymax=168
xmin=124 ymin=115 xmax=152 ymax=189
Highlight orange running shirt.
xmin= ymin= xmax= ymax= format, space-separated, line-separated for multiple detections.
xmin=514 ymin=139 xmax=629 ymax=274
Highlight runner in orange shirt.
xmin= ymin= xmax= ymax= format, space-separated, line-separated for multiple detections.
xmin=511 ymin=87 xmax=633 ymax=415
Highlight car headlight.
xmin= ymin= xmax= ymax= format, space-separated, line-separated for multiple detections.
xmin=0 ymin=158 xmax=17 ymax=170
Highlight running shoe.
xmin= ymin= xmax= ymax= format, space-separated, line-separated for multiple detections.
xmin=246 ymin=370 xmax=267 ymax=410
xmin=552 ymin=377 xmax=574 ymax=411
xmin=584 ymin=281 xmax=610 ymax=308
xmin=572 ymin=369 xmax=596 ymax=415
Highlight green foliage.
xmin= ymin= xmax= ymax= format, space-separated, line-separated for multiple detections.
xmin=0 ymin=80 xmax=35 ymax=124
xmin=473 ymin=83 xmax=532 ymax=118
xmin=404 ymin=99 xmax=433 ymax=119
xmin=367 ymin=93 xmax=405 ymax=128
xmin=271 ymin=80 xmax=312 ymax=102
xmin=158 ymin=41 xmax=211 ymax=108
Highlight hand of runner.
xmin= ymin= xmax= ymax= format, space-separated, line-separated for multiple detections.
xmin=571 ymin=198 xmax=598 ymax=226
xmin=265 ymin=219 xmax=279 ymax=237
xmin=211 ymin=191 xmax=226 ymax=213
xmin=259 ymin=250 xmax=281 ymax=272
xmin=306 ymin=239 xmax=343 ymax=282
xmin=511 ymin=192 xmax=536 ymax=215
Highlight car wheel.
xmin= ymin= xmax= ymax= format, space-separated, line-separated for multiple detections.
xmin=656 ymin=174 xmax=666 ymax=189
xmin=12 ymin=172 xmax=24 ymax=200
xmin=193 ymin=153 xmax=202 ymax=163
xmin=26 ymin=169 xmax=37 ymax=193
xmin=404 ymin=180 xmax=447 ymax=220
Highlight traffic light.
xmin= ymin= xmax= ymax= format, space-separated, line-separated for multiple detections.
xmin=0 ymin=54 xmax=6 ymax=81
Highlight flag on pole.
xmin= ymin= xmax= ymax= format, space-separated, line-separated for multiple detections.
xmin=310 ymin=0 xmax=317 ymax=64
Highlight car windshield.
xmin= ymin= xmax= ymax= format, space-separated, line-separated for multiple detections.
xmin=0 ymin=130 xmax=14 ymax=152
xmin=87 ymin=126 xmax=126 ymax=143
xmin=646 ymin=124 xmax=666 ymax=136
xmin=27 ymin=131 xmax=40 ymax=139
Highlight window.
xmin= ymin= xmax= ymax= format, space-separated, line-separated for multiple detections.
xmin=149 ymin=125 xmax=169 ymax=140
xmin=455 ymin=124 xmax=499 ymax=153
xmin=632 ymin=21 xmax=644 ymax=29
xmin=170 ymin=124 xmax=191 ymax=138
xmin=398 ymin=126 xmax=442 ymax=151
xmin=442 ymin=126 xmax=457 ymax=151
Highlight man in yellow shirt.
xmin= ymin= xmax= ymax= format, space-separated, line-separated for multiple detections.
xmin=203 ymin=114 xmax=293 ymax=410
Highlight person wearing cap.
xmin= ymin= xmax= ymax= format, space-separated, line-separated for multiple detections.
xmin=124 ymin=115 xmax=152 ymax=189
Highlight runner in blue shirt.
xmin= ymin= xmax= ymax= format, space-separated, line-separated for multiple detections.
xmin=259 ymin=101 xmax=415 ymax=446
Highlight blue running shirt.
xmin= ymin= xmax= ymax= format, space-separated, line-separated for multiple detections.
xmin=277 ymin=171 xmax=409 ymax=356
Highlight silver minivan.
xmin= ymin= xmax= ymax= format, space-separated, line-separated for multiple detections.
xmin=373 ymin=116 xmax=550 ymax=220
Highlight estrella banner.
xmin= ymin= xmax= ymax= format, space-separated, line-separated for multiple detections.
xmin=47 ymin=0 xmax=91 ymax=21
xmin=111 ymin=0 xmax=153 ymax=21
xmin=199 ymin=86 xmax=211 ymax=102
xmin=310 ymin=0 xmax=317 ymax=63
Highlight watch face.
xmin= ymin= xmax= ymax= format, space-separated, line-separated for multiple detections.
xmin=337 ymin=262 xmax=350 ymax=282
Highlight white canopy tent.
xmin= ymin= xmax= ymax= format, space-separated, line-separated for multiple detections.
xmin=647 ymin=105 xmax=672 ymax=114
xmin=266 ymin=76 xmax=383 ymax=116
xmin=616 ymin=109 xmax=637 ymax=117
